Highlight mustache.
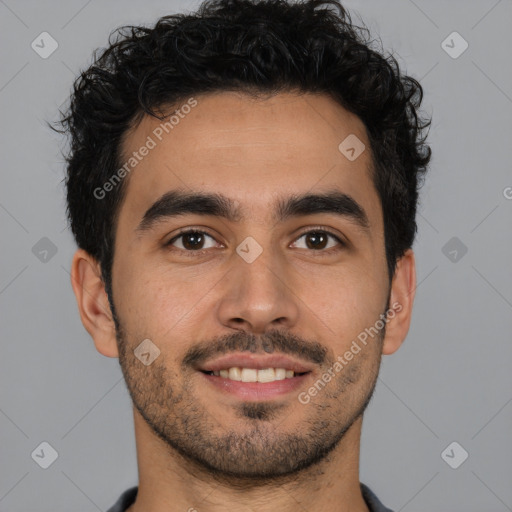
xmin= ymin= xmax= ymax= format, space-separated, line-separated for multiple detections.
xmin=182 ymin=329 xmax=327 ymax=370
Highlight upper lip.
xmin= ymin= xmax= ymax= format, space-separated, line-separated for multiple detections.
xmin=197 ymin=353 xmax=315 ymax=373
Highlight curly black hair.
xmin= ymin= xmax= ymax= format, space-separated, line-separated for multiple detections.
xmin=55 ymin=0 xmax=431 ymax=304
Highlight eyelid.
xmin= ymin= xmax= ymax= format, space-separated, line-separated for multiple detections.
xmin=166 ymin=228 xmax=222 ymax=248
xmin=294 ymin=225 xmax=346 ymax=243
xmin=165 ymin=225 xmax=347 ymax=254
xmin=291 ymin=225 xmax=347 ymax=250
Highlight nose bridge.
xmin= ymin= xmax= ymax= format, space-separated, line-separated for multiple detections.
xmin=238 ymin=243 xmax=281 ymax=292
xmin=216 ymin=236 xmax=300 ymax=332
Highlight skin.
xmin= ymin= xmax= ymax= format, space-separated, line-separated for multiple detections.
xmin=71 ymin=91 xmax=416 ymax=512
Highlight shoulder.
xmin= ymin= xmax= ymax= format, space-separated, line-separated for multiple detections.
xmin=360 ymin=482 xmax=395 ymax=512
xmin=106 ymin=486 xmax=138 ymax=512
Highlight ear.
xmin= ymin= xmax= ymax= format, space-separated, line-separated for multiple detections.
xmin=381 ymin=248 xmax=416 ymax=355
xmin=70 ymin=248 xmax=119 ymax=358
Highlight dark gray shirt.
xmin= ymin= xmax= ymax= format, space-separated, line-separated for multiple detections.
xmin=107 ymin=483 xmax=394 ymax=511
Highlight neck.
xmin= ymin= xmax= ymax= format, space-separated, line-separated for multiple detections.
xmin=127 ymin=407 xmax=370 ymax=512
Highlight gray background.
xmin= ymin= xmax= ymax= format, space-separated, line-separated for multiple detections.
xmin=1 ymin=0 xmax=511 ymax=510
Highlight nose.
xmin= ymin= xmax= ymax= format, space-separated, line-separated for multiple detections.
xmin=216 ymin=247 xmax=300 ymax=334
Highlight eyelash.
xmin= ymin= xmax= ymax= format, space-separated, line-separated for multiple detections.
xmin=165 ymin=227 xmax=346 ymax=257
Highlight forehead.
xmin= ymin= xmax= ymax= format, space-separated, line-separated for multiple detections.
xmin=117 ymin=91 xmax=380 ymax=229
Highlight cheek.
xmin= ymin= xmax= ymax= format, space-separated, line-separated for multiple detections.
xmin=301 ymin=266 xmax=387 ymax=351
xmin=115 ymin=266 xmax=215 ymax=350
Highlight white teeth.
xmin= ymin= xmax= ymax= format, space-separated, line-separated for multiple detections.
xmin=274 ymin=368 xmax=286 ymax=380
xmin=209 ymin=367 xmax=300 ymax=382
xmin=241 ymin=368 xmax=258 ymax=382
xmin=228 ymin=367 xmax=242 ymax=381
xmin=257 ymin=368 xmax=275 ymax=383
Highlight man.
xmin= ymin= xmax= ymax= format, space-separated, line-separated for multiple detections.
xmin=58 ymin=0 xmax=431 ymax=510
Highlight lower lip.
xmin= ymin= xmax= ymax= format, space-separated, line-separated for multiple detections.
xmin=200 ymin=371 xmax=312 ymax=400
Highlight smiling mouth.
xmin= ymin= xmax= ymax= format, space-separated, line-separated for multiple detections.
xmin=201 ymin=367 xmax=310 ymax=383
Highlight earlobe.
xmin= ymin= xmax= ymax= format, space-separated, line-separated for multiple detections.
xmin=70 ymin=249 xmax=120 ymax=358
xmin=382 ymin=249 xmax=416 ymax=356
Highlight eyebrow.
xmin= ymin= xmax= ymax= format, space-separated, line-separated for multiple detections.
xmin=135 ymin=189 xmax=370 ymax=234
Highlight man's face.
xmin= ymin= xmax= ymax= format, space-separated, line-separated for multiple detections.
xmin=111 ymin=91 xmax=391 ymax=478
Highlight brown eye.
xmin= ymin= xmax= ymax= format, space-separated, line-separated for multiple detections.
xmin=305 ymin=232 xmax=328 ymax=250
xmin=291 ymin=230 xmax=344 ymax=251
xmin=167 ymin=230 xmax=218 ymax=251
